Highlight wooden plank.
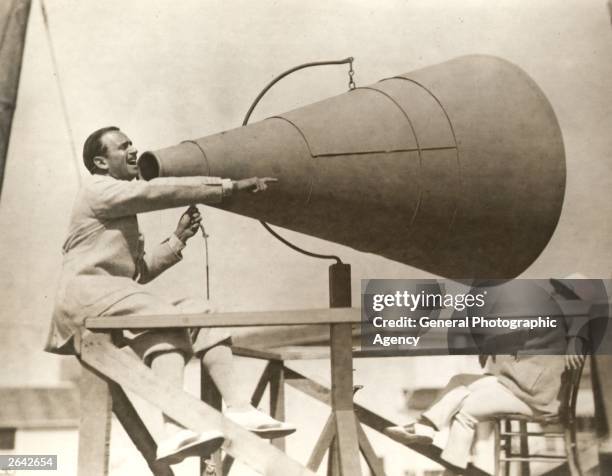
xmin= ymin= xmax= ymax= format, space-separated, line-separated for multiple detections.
xmin=518 ymin=421 xmax=530 ymax=476
xmin=355 ymin=417 xmax=384 ymax=476
xmin=330 ymin=324 xmax=354 ymax=411
xmin=327 ymin=437 xmax=340 ymax=476
xmin=284 ymin=366 xmax=489 ymax=476
xmin=328 ymin=263 xmax=358 ymax=474
xmin=80 ymin=331 xmax=315 ymax=476
xmin=222 ymin=455 xmax=235 ymax=476
xmin=234 ymin=344 xmax=472 ymax=361
xmin=494 ymin=421 xmax=500 ymax=476
xmin=233 ymin=325 xmax=331 ymax=348
xmin=334 ymin=410 xmax=362 ymax=476
xmin=251 ymin=362 xmax=274 ymax=406
xmin=85 ymin=300 xmax=606 ymax=331
xmin=200 ymin=364 xmax=223 ymax=476
xmin=86 ymin=308 xmax=361 ymax=329
xmin=110 ymin=383 xmax=174 ymax=476
xmin=232 ymin=346 xmax=285 ymax=362
xmin=307 ymin=414 xmax=335 ymax=471
xmin=269 ymin=361 xmax=286 ymax=451
xmin=78 ymin=361 xmax=112 ymax=476
xmin=285 ymin=369 xmax=330 ymax=405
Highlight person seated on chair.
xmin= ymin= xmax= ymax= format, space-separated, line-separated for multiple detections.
xmin=45 ymin=126 xmax=296 ymax=465
xmin=386 ymin=279 xmax=593 ymax=472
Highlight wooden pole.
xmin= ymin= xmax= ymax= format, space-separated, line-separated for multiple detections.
xmin=328 ymin=263 xmax=362 ymax=476
xmin=201 ymin=363 xmax=223 ymax=476
xmin=269 ymin=361 xmax=286 ymax=451
xmin=77 ymin=359 xmax=112 ymax=476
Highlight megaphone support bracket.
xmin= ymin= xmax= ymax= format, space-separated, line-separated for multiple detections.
xmin=243 ymin=57 xmax=358 ymax=266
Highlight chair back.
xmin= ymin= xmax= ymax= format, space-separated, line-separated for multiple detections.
xmin=558 ymin=360 xmax=585 ymax=426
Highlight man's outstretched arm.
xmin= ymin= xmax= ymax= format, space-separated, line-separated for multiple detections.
xmin=87 ymin=175 xmax=277 ymax=219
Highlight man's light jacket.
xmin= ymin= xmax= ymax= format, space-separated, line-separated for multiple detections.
xmin=45 ymin=174 xmax=232 ymax=355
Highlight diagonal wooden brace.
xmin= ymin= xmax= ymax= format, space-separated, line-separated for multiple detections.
xmin=78 ymin=330 xmax=314 ymax=476
xmin=110 ymin=382 xmax=175 ymax=476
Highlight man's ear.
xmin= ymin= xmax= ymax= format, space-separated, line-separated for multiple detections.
xmin=92 ymin=155 xmax=109 ymax=171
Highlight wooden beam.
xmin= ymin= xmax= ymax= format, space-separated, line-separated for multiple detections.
xmin=284 ymin=365 xmax=489 ymax=476
xmin=251 ymin=362 xmax=274 ymax=406
xmin=79 ymin=331 xmax=315 ymax=476
xmin=285 ymin=368 xmax=330 ymax=405
xmin=200 ymin=364 xmax=223 ymax=476
xmin=78 ymin=361 xmax=112 ymax=476
xmin=334 ymin=410 xmax=362 ymax=476
xmin=233 ymin=346 xmax=285 ymax=362
xmin=330 ymin=324 xmax=354 ymax=411
xmin=327 ymin=437 xmax=341 ymax=476
xmin=85 ymin=300 xmax=609 ymax=331
xmin=355 ymin=417 xmax=384 ymax=476
xmin=233 ymin=325 xmax=332 ymax=348
xmin=307 ymin=414 xmax=335 ymax=471
xmin=86 ymin=308 xmax=361 ymax=330
xmin=109 ymin=383 xmax=174 ymax=476
xmin=233 ymin=343 xmax=475 ymax=361
xmin=269 ymin=361 xmax=286 ymax=451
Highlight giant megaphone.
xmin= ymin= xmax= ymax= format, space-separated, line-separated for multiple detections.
xmin=139 ymin=55 xmax=565 ymax=279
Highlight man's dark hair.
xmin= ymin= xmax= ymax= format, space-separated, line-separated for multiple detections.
xmin=82 ymin=126 xmax=120 ymax=174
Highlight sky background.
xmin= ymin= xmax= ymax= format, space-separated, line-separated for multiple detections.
xmin=0 ymin=1 xmax=611 ymax=474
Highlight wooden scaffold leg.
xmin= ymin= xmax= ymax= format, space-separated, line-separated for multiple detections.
xmin=78 ymin=360 xmax=112 ymax=476
xmin=201 ymin=363 xmax=223 ymax=476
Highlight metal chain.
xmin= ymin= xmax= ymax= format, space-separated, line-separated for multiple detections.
xmin=348 ymin=57 xmax=356 ymax=90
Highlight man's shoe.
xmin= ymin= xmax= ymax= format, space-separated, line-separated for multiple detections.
xmin=156 ymin=429 xmax=224 ymax=465
xmin=225 ymin=405 xmax=296 ymax=439
xmin=384 ymin=422 xmax=435 ymax=445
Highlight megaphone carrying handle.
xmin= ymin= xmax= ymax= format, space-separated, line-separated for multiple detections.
xmin=242 ymin=57 xmax=355 ymax=126
xmin=243 ymin=57 xmax=357 ymax=265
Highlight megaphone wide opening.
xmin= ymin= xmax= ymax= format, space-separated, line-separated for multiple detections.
xmin=138 ymin=152 xmax=160 ymax=180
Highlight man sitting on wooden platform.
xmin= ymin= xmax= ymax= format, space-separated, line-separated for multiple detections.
xmin=45 ymin=126 xmax=295 ymax=465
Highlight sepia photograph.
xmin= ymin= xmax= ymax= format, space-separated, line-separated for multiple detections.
xmin=1 ymin=1 xmax=612 ymax=475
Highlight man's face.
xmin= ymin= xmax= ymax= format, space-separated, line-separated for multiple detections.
xmin=97 ymin=130 xmax=139 ymax=180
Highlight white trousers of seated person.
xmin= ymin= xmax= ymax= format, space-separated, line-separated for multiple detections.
xmin=422 ymin=374 xmax=534 ymax=469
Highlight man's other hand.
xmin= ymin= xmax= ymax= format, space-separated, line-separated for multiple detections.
xmin=233 ymin=177 xmax=278 ymax=193
xmin=175 ymin=205 xmax=202 ymax=243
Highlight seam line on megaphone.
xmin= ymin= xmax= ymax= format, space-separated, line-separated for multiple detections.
xmin=389 ymin=75 xmax=462 ymax=234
